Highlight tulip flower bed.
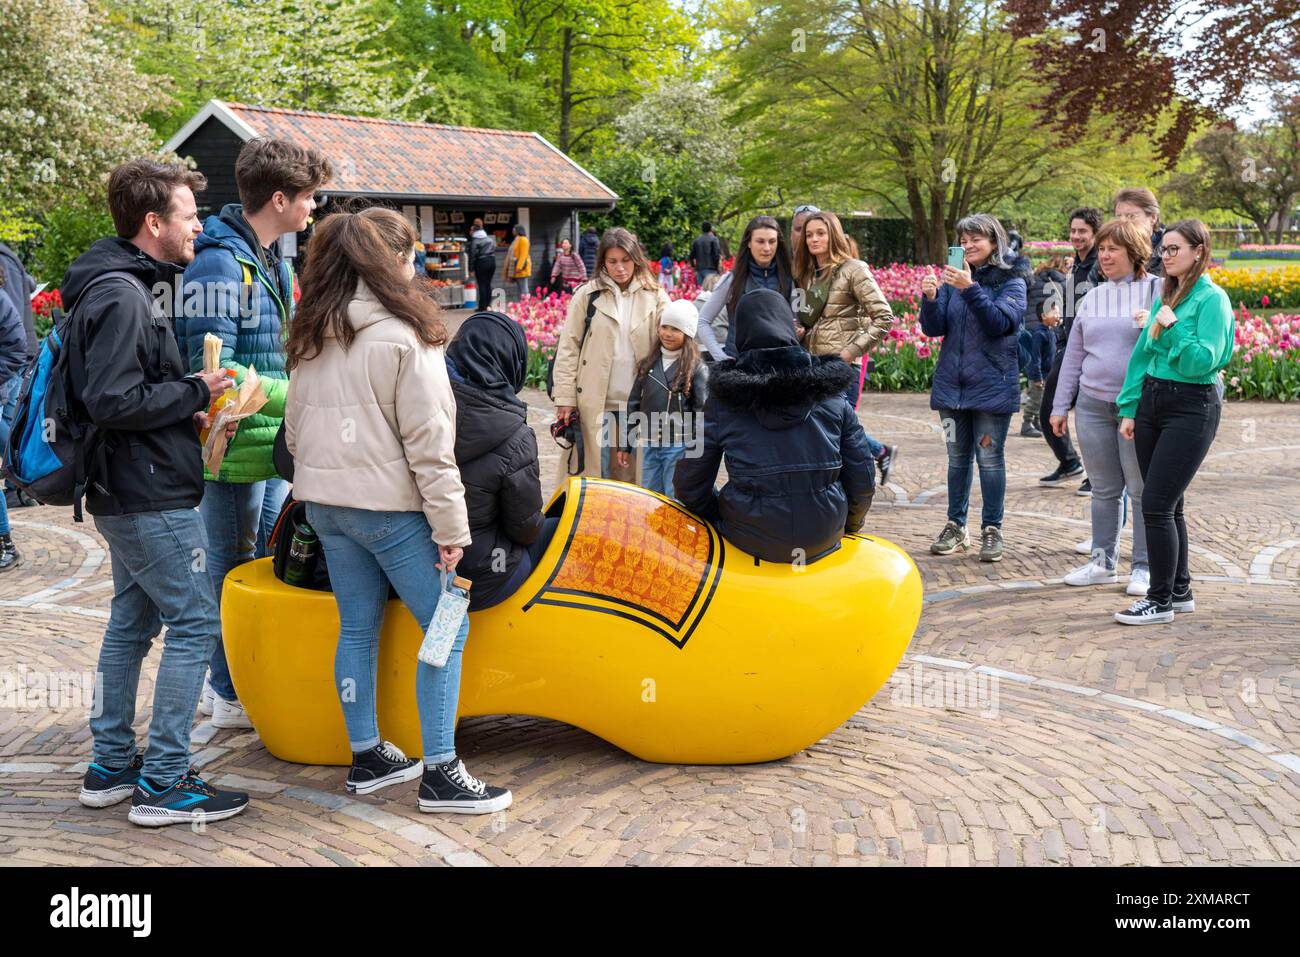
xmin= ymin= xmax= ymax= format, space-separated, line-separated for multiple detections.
xmin=31 ymin=288 xmax=62 ymax=338
xmin=1228 ymin=244 xmax=1300 ymax=261
xmin=1210 ymin=264 xmax=1300 ymax=310
xmin=1223 ymin=308 xmax=1300 ymax=400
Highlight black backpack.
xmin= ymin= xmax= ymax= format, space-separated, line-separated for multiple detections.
xmin=3 ymin=271 xmax=149 ymax=521
xmin=545 ymin=287 xmax=601 ymax=400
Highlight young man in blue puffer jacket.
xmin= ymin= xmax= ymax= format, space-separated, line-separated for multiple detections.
xmin=177 ymin=136 xmax=331 ymax=730
xmin=919 ymin=213 xmax=1030 ymax=564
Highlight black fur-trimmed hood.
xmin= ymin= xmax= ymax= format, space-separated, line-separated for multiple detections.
xmin=709 ymin=346 xmax=854 ymax=430
xmin=974 ymin=253 xmax=1033 ymax=290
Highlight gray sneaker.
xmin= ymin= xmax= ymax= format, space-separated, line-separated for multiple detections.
xmin=979 ymin=525 xmax=1004 ymax=562
xmin=930 ymin=521 xmax=970 ymax=555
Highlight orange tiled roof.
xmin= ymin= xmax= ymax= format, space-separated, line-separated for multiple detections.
xmin=222 ymin=102 xmax=617 ymax=206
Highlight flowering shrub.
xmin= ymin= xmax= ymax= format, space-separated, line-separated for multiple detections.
xmin=1223 ymin=308 xmax=1300 ymax=400
xmin=1210 ymin=264 xmax=1300 ymax=310
xmin=1024 ymin=241 xmax=1075 ymax=260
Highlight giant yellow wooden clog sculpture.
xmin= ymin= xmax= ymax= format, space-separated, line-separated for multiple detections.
xmin=221 ymin=478 xmax=923 ymax=765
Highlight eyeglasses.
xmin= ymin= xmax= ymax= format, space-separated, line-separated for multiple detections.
xmin=793 ymin=205 xmax=820 ymax=214
xmin=1159 ymin=243 xmax=1201 ymax=258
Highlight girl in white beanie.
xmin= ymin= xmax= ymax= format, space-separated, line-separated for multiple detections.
xmin=618 ymin=299 xmax=709 ymax=496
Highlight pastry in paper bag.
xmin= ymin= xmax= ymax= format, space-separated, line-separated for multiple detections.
xmin=203 ymin=365 xmax=269 ymax=475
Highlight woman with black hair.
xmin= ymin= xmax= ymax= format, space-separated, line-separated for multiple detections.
xmin=696 ymin=215 xmax=796 ymax=358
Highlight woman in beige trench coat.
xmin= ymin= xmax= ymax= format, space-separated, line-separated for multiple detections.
xmin=551 ymin=227 xmax=670 ymax=481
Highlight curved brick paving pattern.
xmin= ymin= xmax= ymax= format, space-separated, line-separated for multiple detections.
xmin=1 ymin=392 xmax=1296 ymax=866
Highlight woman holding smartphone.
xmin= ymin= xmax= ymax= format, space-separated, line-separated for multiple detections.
xmin=919 ymin=214 xmax=1030 ymax=562
xmin=285 ymin=207 xmax=512 ymax=812
xmin=1112 ymin=219 xmax=1234 ymax=625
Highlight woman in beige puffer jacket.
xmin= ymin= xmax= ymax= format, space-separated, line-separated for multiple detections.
xmin=284 ymin=207 xmax=511 ymax=814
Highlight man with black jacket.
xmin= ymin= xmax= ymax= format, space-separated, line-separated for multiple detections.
xmin=1038 ymin=206 xmax=1102 ymax=488
xmin=68 ymin=159 xmax=250 ymax=826
xmin=690 ymin=222 xmax=722 ymax=284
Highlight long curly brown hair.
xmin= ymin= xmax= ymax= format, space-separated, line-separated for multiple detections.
xmin=286 ymin=207 xmax=445 ymax=370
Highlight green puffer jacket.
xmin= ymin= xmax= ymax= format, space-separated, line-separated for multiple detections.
xmin=177 ymin=205 xmax=292 ymax=483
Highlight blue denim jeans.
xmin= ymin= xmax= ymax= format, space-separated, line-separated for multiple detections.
xmin=0 ymin=373 xmax=19 ymax=536
xmin=91 ymin=509 xmax=219 ymax=786
xmin=305 ymin=504 xmax=470 ymax=764
xmin=641 ymin=443 xmax=687 ymax=496
xmin=842 ymin=364 xmax=885 ymax=459
xmin=198 ymin=478 xmax=288 ymax=701
xmin=938 ymin=408 xmax=1012 ymax=529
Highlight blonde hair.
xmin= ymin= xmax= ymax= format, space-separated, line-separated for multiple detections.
xmin=794 ymin=211 xmax=856 ymax=287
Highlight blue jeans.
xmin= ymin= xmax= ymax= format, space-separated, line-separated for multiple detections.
xmin=641 ymin=443 xmax=687 ymax=497
xmin=843 ymin=364 xmax=885 ymax=459
xmin=198 ymin=478 xmax=289 ymax=701
xmin=0 ymin=373 xmax=19 ymax=536
xmin=938 ymin=408 xmax=1012 ymax=529
xmin=305 ymin=504 xmax=469 ymax=764
xmin=91 ymin=510 xmax=219 ymax=786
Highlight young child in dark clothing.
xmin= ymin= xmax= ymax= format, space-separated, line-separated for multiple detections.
xmin=674 ymin=288 xmax=875 ymax=564
xmin=619 ymin=299 xmax=708 ymax=497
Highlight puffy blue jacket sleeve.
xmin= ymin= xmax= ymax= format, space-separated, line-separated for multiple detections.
xmin=960 ymin=276 xmax=1025 ymax=338
xmin=673 ymin=394 xmax=723 ymax=520
xmin=0 ymin=293 xmax=26 ymax=382
xmin=918 ymin=287 xmax=950 ymax=337
xmin=180 ymin=248 xmax=247 ymax=374
xmin=838 ymin=399 xmax=875 ymax=532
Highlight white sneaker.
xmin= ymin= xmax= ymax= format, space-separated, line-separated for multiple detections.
xmin=1074 ymin=537 xmax=1093 ymax=555
xmin=1126 ymin=567 xmax=1150 ymax=597
xmin=1064 ymin=558 xmax=1118 ymax=586
xmin=197 ymin=676 xmax=215 ymax=717
xmin=211 ymin=695 xmax=253 ymax=729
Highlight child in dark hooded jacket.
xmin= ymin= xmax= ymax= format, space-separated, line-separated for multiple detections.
xmin=445 ymin=311 xmax=548 ymax=610
xmin=674 ymin=288 xmax=875 ymax=564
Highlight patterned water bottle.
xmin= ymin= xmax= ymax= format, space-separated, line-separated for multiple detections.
xmin=417 ymin=569 xmax=472 ymax=668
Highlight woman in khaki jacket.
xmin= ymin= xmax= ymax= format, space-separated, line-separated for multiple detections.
xmin=284 ymin=207 xmax=510 ymax=815
xmin=793 ymin=211 xmax=898 ymax=482
xmin=551 ymin=227 xmax=670 ymax=481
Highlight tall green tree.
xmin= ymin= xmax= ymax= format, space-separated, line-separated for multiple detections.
xmin=717 ymin=0 xmax=1142 ymax=260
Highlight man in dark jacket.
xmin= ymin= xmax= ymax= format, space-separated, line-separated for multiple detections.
xmin=0 ymin=275 xmax=29 ymax=570
xmin=1 ymin=240 xmax=37 ymax=517
xmin=66 ymin=158 xmax=249 ymax=827
xmin=1038 ymin=206 xmax=1103 ymax=487
xmin=578 ymin=225 xmax=600 ymax=278
xmin=675 ymin=288 xmax=874 ymax=564
xmin=690 ymin=222 xmax=722 ymax=284
xmin=445 ymin=311 xmax=546 ymax=610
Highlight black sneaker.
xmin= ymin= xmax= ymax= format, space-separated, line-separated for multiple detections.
xmin=346 ymin=741 xmax=423 ymax=795
xmin=876 ymin=444 xmax=899 ymax=486
xmin=1039 ymin=462 xmax=1085 ymax=486
xmin=1171 ymin=587 xmax=1195 ymax=613
xmin=1020 ymin=420 xmax=1043 ymax=438
xmin=0 ymin=534 xmax=18 ymax=572
xmin=1076 ymin=478 xmax=1092 ymax=496
xmin=418 ymin=758 xmax=512 ymax=814
xmin=127 ymin=768 xmax=249 ymax=826
xmin=1114 ymin=597 xmax=1175 ymax=626
xmin=78 ymin=754 xmax=143 ymax=808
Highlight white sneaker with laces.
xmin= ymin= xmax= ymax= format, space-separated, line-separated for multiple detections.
xmin=197 ymin=676 xmax=215 ymax=717
xmin=1074 ymin=537 xmax=1093 ymax=555
xmin=1126 ymin=567 xmax=1151 ymax=597
xmin=211 ymin=695 xmax=253 ymax=729
xmin=1064 ymin=558 xmax=1118 ymax=587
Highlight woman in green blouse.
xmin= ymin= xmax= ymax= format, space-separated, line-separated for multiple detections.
xmin=1113 ymin=220 xmax=1234 ymax=625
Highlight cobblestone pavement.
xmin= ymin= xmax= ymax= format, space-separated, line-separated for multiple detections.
xmin=1 ymin=391 xmax=1297 ymax=866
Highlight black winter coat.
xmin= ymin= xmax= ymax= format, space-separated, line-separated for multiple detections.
xmin=624 ymin=353 xmax=708 ymax=449
xmin=449 ymin=379 xmax=544 ymax=610
xmin=62 ymin=238 xmax=210 ymax=516
xmin=674 ymin=346 xmax=874 ymax=564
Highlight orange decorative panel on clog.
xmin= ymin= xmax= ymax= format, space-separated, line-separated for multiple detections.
xmin=524 ymin=479 xmax=724 ymax=647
